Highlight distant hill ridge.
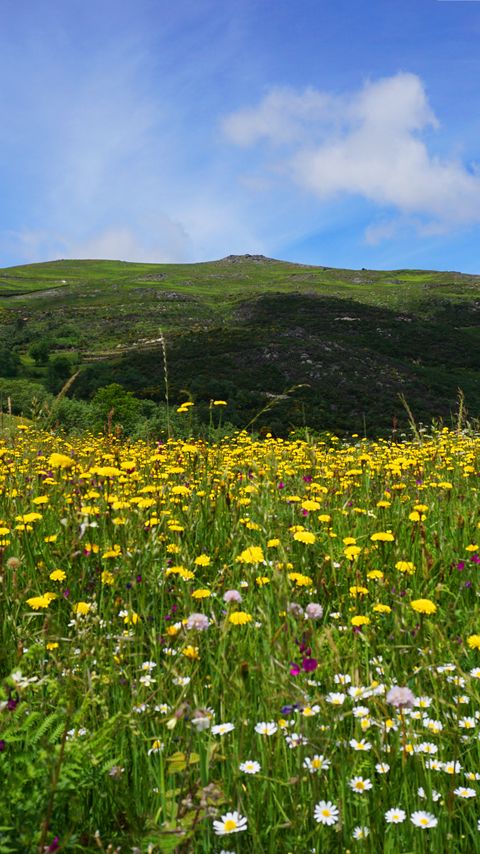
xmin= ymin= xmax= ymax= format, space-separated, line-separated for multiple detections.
xmin=0 ymin=255 xmax=480 ymax=435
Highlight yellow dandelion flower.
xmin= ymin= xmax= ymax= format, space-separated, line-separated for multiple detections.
xmin=74 ymin=601 xmax=91 ymax=615
xmin=182 ymin=645 xmax=200 ymax=659
xmin=288 ymin=572 xmax=313 ymax=587
xmin=192 ymin=589 xmax=211 ymax=599
xmin=411 ymin=598 xmax=437 ymax=615
xmin=467 ymin=635 xmax=480 ymax=650
xmin=49 ymin=569 xmax=66 ymax=582
xmin=367 ymin=570 xmax=384 ymax=580
xmin=301 ymin=500 xmax=321 ymax=512
xmin=26 ymin=594 xmax=54 ymax=610
xmin=351 ymin=615 xmax=370 ymax=626
xmin=228 ymin=611 xmax=253 ymax=625
xmin=48 ymin=452 xmax=74 ymax=469
xmin=194 ymin=554 xmax=211 ymax=566
xmin=396 ymin=561 xmax=415 ymax=574
xmin=293 ymin=530 xmax=316 ymax=545
xmin=236 ymin=546 xmax=265 ymax=564
xmin=350 ymin=585 xmax=368 ymax=596
xmin=370 ymin=531 xmax=394 ymax=542
xmin=372 ymin=604 xmax=392 ymax=614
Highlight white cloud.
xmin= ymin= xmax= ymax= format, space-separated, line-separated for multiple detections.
xmin=2 ymin=219 xmax=193 ymax=265
xmin=223 ymin=73 xmax=480 ymax=236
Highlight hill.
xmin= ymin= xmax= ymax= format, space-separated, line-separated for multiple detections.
xmin=1 ymin=255 xmax=479 ymax=435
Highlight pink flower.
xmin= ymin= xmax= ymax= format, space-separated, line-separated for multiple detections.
xmin=386 ymin=686 xmax=415 ymax=709
xmin=223 ymin=590 xmax=242 ymax=603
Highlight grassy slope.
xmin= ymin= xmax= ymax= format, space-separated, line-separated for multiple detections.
xmin=1 ymin=255 xmax=479 ymax=434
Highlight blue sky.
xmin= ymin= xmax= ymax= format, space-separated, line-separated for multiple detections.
xmin=1 ymin=0 xmax=480 ymax=272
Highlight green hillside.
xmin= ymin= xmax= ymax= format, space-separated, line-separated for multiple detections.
xmin=1 ymin=254 xmax=479 ymax=435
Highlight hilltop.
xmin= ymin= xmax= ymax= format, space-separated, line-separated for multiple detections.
xmin=0 ymin=256 xmax=479 ymax=435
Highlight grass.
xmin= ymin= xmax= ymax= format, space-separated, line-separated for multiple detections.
xmin=1 ymin=422 xmax=480 ymax=851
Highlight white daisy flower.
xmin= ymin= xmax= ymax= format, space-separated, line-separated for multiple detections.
xmin=211 ymin=723 xmax=235 ymax=735
xmin=349 ymin=776 xmax=372 ymax=793
xmin=213 ymin=811 xmax=248 ymax=836
xmin=314 ymin=800 xmax=339 ymax=826
xmin=239 ymin=760 xmax=261 ymax=774
xmin=454 ymin=787 xmax=476 ymax=798
xmin=303 ymin=754 xmax=331 ymax=773
xmin=410 ymin=810 xmax=437 ymax=829
xmin=350 ymin=738 xmax=372 ymax=751
xmin=353 ymin=826 xmax=369 ymax=839
xmin=376 ymin=762 xmax=390 ymax=774
xmin=254 ymin=721 xmax=278 ymax=735
xmin=325 ymin=692 xmax=346 ymax=705
xmin=385 ymin=807 xmax=406 ymax=824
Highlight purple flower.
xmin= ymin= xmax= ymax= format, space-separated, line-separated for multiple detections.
xmin=223 ymin=589 xmax=242 ymax=603
xmin=302 ymin=657 xmax=318 ymax=672
xmin=305 ymin=603 xmax=323 ymax=620
xmin=290 ymin=663 xmax=301 ymax=676
xmin=277 ymin=481 xmax=285 ymax=489
xmin=0 ymin=740 xmax=5 ymax=752
xmin=457 ymin=561 xmax=465 ymax=571
xmin=186 ymin=613 xmax=210 ymax=631
xmin=386 ymin=686 xmax=415 ymax=709
xmin=472 ymin=554 xmax=480 ymax=564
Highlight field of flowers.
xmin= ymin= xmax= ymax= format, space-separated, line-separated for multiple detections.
xmin=1 ymin=424 xmax=480 ymax=852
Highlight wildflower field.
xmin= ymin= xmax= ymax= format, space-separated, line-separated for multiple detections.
xmin=1 ymin=425 xmax=480 ymax=852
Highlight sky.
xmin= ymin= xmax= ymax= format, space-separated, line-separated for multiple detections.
xmin=1 ymin=0 xmax=480 ymax=273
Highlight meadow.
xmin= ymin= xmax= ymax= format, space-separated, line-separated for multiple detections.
xmin=1 ymin=420 xmax=480 ymax=852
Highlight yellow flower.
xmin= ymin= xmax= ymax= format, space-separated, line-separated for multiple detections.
xmin=27 ymin=594 xmax=55 ymax=610
xmin=367 ymin=570 xmax=384 ymax=580
xmin=228 ymin=611 xmax=253 ymax=625
xmin=49 ymin=569 xmax=66 ymax=582
xmin=236 ymin=546 xmax=265 ymax=564
xmin=46 ymin=642 xmax=59 ymax=650
xmin=411 ymin=598 xmax=437 ymax=615
xmin=351 ymin=615 xmax=370 ymax=626
xmin=256 ymin=576 xmax=271 ymax=586
xmin=267 ymin=538 xmax=280 ymax=548
xmin=74 ymin=601 xmax=91 ymax=615
xmin=301 ymin=500 xmax=321 ymax=512
xmin=288 ymin=572 xmax=313 ymax=587
xmin=194 ymin=554 xmax=211 ymax=566
xmin=370 ymin=531 xmax=394 ymax=542
xmin=48 ymin=452 xmax=74 ymax=469
xmin=467 ymin=635 xmax=480 ymax=650
xmin=212 ymin=400 xmax=227 ymax=406
xmin=350 ymin=586 xmax=368 ymax=596
xmin=182 ymin=645 xmax=200 ymax=659
xmin=101 ymin=570 xmax=115 ymax=585
xmin=373 ymin=604 xmax=392 ymax=614
xmin=293 ymin=531 xmax=316 ymax=544
xmin=344 ymin=545 xmax=361 ymax=560
xmin=466 ymin=544 xmax=479 ymax=553
xmin=396 ymin=561 xmax=415 ymax=574
xmin=192 ymin=589 xmax=211 ymax=599
xmin=318 ymin=514 xmax=332 ymax=523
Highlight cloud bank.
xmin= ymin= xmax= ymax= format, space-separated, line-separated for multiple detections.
xmin=222 ymin=73 xmax=480 ymax=237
